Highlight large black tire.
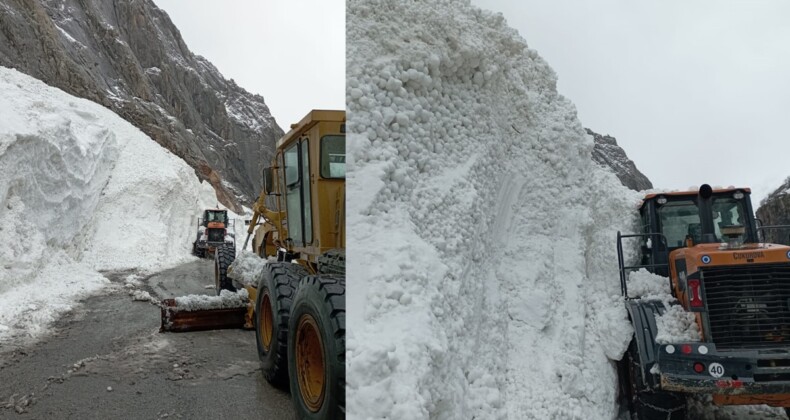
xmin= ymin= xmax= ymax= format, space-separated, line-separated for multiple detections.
xmin=255 ymin=262 xmax=308 ymax=386
xmin=214 ymin=244 xmax=236 ymax=295
xmin=619 ymin=341 xmax=687 ymax=420
xmin=318 ymin=249 xmax=345 ymax=276
xmin=288 ymin=275 xmax=345 ymax=420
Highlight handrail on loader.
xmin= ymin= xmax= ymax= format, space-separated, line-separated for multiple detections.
xmin=616 ymin=231 xmax=669 ymax=298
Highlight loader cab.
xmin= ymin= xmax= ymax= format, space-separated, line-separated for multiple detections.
xmin=202 ymin=209 xmax=228 ymax=226
xmin=270 ymin=110 xmax=345 ymax=264
xmin=638 ymin=186 xmax=758 ymax=276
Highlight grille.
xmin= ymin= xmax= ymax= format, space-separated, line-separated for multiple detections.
xmin=207 ymin=228 xmax=224 ymax=243
xmin=703 ymin=264 xmax=790 ymax=350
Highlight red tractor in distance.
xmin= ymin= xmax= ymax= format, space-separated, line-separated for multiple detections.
xmin=192 ymin=208 xmax=235 ymax=258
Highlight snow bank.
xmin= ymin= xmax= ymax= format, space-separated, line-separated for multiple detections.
xmin=347 ymin=1 xmax=642 ymax=418
xmin=0 ymin=67 xmax=219 ymax=344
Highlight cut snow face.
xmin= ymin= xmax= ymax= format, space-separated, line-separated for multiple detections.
xmin=0 ymin=67 xmax=219 ymax=345
xmin=347 ymin=1 xmax=641 ymax=419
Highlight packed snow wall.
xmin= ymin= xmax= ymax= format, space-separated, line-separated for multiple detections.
xmin=0 ymin=67 xmax=219 ymax=343
xmin=346 ymin=1 xmax=643 ymax=418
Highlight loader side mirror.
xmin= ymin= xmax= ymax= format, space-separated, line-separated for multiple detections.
xmin=263 ymin=167 xmax=273 ymax=195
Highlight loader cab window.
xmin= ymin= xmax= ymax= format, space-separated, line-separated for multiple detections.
xmin=321 ymin=135 xmax=345 ymax=178
xmin=657 ymin=200 xmax=701 ymax=248
xmin=712 ymin=197 xmax=749 ymax=242
xmin=206 ymin=211 xmax=227 ymax=224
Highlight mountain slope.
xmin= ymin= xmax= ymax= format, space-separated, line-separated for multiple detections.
xmin=0 ymin=0 xmax=281 ymax=209
xmin=756 ymin=177 xmax=790 ymax=245
xmin=587 ymin=128 xmax=653 ymax=191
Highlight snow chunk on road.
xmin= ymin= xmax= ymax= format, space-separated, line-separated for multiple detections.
xmin=173 ymin=289 xmax=249 ymax=312
xmin=227 ymin=251 xmax=267 ymax=287
xmin=0 ymin=67 xmax=217 ymax=345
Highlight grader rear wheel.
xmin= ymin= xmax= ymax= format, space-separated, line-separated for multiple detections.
xmin=255 ymin=262 xmax=307 ymax=386
xmin=288 ymin=275 xmax=345 ymax=419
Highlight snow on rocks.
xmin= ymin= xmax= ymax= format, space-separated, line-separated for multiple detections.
xmin=0 ymin=67 xmax=219 ymax=344
xmin=172 ymin=288 xmax=248 ymax=312
xmin=347 ymin=1 xmax=641 ymax=418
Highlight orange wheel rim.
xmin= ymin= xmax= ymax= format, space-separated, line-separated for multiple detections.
xmin=296 ymin=314 xmax=325 ymax=412
xmin=259 ymin=293 xmax=273 ymax=351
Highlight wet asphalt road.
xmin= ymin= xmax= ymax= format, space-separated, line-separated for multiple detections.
xmin=0 ymin=259 xmax=294 ymax=419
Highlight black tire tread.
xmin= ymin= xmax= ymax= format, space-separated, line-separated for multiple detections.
xmin=289 ymin=275 xmax=346 ymax=419
xmin=318 ymin=249 xmax=345 ymax=276
xmin=257 ymin=262 xmax=309 ymax=386
xmin=621 ymin=341 xmax=687 ymax=420
xmin=214 ymin=244 xmax=236 ymax=295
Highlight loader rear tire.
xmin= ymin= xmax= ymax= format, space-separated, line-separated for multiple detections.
xmin=288 ymin=275 xmax=345 ymax=419
xmin=256 ymin=262 xmax=308 ymax=386
xmin=620 ymin=340 xmax=687 ymax=420
xmin=214 ymin=244 xmax=236 ymax=295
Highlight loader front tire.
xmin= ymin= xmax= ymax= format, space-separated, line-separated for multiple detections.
xmin=288 ymin=275 xmax=345 ymax=419
xmin=214 ymin=244 xmax=236 ymax=295
xmin=620 ymin=340 xmax=686 ymax=420
xmin=256 ymin=262 xmax=308 ymax=386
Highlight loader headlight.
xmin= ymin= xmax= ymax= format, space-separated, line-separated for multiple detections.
xmin=657 ymin=196 xmax=667 ymax=205
xmin=734 ymin=191 xmax=744 ymax=200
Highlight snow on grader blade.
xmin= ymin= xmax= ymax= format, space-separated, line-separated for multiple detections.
xmin=159 ymin=298 xmax=247 ymax=332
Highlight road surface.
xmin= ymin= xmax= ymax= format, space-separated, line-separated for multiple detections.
xmin=0 ymin=259 xmax=294 ymax=419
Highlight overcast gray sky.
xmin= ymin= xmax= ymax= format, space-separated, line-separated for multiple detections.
xmin=472 ymin=0 xmax=790 ymax=203
xmin=153 ymin=0 xmax=345 ymax=131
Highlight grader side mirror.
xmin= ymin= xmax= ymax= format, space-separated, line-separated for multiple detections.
xmin=262 ymin=167 xmax=273 ymax=195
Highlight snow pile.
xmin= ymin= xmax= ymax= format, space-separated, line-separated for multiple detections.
xmin=627 ymin=270 xmax=701 ymax=344
xmin=346 ymin=1 xmax=642 ymax=418
xmin=627 ymin=268 xmax=672 ymax=300
xmin=0 ymin=67 xmax=220 ymax=344
xmin=227 ymin=251 xmax=268 ymax=287
xmin=173 ymin=288 xmax=248 ymax=312
xmin=655 ymin=304 xmax=701 ymax=344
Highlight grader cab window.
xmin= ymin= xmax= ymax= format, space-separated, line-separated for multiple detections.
xmin=284 ymin=143 xmax=303 ymax=244
xmin=657 ymin=200 xmax=701 ymax=248
xmin=321 ymin=135 xmax=345 ymax=178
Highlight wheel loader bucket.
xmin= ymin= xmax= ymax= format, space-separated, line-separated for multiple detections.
xmin=160 ymin=298 xmax=247 ymax=332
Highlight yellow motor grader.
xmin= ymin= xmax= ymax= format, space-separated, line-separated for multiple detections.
xmin=161 ymin=110 xmax=345 ymax=420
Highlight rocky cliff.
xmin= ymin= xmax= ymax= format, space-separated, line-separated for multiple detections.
xmin=586 ymin=128 xmax=653 ymax=192
xmin=756 ymin=177 xmax=790 ymax=245
xmin=0 ymin=0 xmax=282 ymax=211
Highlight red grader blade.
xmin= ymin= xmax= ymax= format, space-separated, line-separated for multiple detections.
xmin=159 ymin=298 xmax=247 ymax=332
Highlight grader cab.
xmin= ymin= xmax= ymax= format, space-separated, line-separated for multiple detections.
xmin=617 ymin=184 xmax=790 ymax=419
xmin=163 ymin=110 xmax=346 ymax=419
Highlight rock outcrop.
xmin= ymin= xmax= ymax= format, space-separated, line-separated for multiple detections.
xmin=586 ymin=128 xmax=653 ymax=192
xmin=756 ymin=177 xmax=790 ymax=245
xmin=0 ymin=0 xmax=282 ymax=211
